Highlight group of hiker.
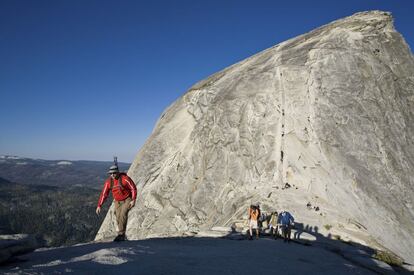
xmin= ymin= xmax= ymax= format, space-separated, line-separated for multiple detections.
xmin=95 ymin=158 xmax=295 ymax=243
xmin=248 ymin=204 xmax=295 ymax=242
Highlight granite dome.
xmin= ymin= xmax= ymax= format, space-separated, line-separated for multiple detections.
xmin=96 ymin=11 xmax=414 ymax=263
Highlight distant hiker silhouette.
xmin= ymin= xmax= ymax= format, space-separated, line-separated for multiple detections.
xmin=96 ymin=157 xmax=137 ymax=241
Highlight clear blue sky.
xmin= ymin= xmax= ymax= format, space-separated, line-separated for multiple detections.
xmin=1 ymin=0 xmax=413 ymax=162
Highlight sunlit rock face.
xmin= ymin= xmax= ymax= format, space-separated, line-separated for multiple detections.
xmin=96 ymin=11 xmax=414 ymax=262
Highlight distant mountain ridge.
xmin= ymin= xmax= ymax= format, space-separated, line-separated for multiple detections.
xmin=0 ymin=177 xmax=107 ymax=246
xmin=0 ymin=155 xmax=130 ymax=189
xmin=0 ymin=157 xmax=115 ymax=246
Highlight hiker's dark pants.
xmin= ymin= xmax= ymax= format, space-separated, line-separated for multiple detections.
xmin=281 ymin=225 xmax=291 ymax=240
xmin=271 ymin=226 xmax=279 ymax=238
xmin=114 ymin=197 xmax=132 ymax=235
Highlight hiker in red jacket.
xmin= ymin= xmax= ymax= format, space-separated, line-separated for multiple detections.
xmin=96 ymin=164 xmax=137 ymax=241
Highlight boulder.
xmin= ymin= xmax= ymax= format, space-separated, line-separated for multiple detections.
xmin=211 ymin=226 xmax=233 ymax=233
xmin=195 ymin=230 xmax=229 ymax=238
xmin=0 ymin=234 xmax=45 ymax=264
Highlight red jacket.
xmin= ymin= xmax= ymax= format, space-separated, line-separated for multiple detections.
xmin=97 ymin=173 xmax=137 ymax=208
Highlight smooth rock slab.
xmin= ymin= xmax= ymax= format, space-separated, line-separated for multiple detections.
xmin=1 ymin=238 xmax=394 ymax=274
xmin=0 ymin=234 xmax=45 ymax=264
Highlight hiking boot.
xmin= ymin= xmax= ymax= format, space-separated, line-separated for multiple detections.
xmin=113 ymin=234 xmax=125 ymax=242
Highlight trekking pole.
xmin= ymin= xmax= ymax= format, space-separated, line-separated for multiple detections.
xmin=114 ymin=156 xmax=118 ymax=166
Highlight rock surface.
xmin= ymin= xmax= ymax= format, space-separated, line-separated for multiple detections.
xmin=96 ymin=11 xmax=414 ymax=263
xmin=0 ymin=234 xmax=45 ymax=264
xmin=2 ymin=237 xmax=401 ymax=275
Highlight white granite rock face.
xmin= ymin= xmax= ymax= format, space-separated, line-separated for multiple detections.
xmin=96 ymin=11 xmax=414 ymax=262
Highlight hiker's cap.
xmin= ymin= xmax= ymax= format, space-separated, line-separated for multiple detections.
xmin=108 ymin=165 xmax=119 ymax=174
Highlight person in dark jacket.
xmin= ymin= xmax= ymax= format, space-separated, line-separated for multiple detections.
xmin=96 ymin=165 xmax=137 ymax=241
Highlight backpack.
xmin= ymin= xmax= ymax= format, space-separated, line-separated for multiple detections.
xmin=249 ymin=207 xmax=260 ymax=220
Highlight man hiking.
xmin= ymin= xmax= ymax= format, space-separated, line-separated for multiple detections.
xmin=248 ymin=203 xmax=261 ymax=240
xmin=269 ymin=211 xmax=279 ymax=239
xmin=96 ymin=162 xmax=137 ymax=241
xmin=278 ymin=210 xmax=294 ymax=242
